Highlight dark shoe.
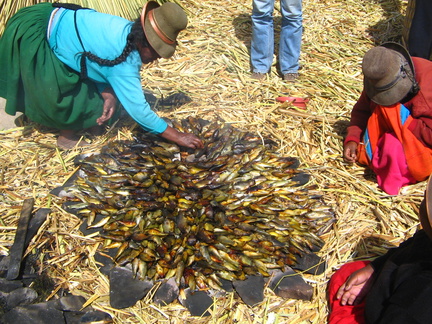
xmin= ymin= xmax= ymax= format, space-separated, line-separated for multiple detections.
xmin=283 ymin=73 xmax=299 ymax=82
xmin=251 ymin=72 xmax=266 ymax=80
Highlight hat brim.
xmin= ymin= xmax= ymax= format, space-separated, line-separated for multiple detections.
xmin=364 ymin=42 xmax=415 ymax=106
xmin=382 ymin=42 xmax=415 ymax=73
xmin=364 ymin=74 xmax=413 ymax=106
xmin=141 ymin=1 xmax=176 ymax=59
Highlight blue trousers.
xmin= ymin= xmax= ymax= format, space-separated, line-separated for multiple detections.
xmin=251 ymin=0 xmax=302 ymax=75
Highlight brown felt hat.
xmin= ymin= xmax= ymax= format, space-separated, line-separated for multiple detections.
xmin=140 ymin=1 xmax=188 ymax=59
xmin=362 ymin=42 xmax=416 ymax=106
xmin=419 ymin=174 xmax=432 ymax=240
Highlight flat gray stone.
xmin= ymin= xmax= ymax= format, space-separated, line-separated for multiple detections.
xmin=178 ymin=288 xmax=212 ymax=317
xmin=79 ymin=310 xmax=113 ymax=323
xmin=233 ymin=275 xmax=265 ymax=307
xmin=219 ymin=278 xmax=233 ymax=292
xmin=53 ymin=295 xmax=87 ymax=312
xmin=1 ymin=303 xmax=65 ymax=324
xmin=293 ymin=253 xmax=326 ymax=275
xmin=109 ymin=267 xmax=152 ymax=309
xmin=3 ymin=287 xmax=38 ymax=310
xmin=269 ymin=267 xmax=313 ymax=301
xmin=94 ymin=251 xmax=116 ymax=276
xmin=153 ymin=277 xmax=179 ymax=306
xmin=0 ymin=278 xmax=24 ymax=293
xmin=63 ymin=311 xmax=86 ymax=324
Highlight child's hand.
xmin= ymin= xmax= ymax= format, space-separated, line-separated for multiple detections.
xmin=336 ymin=263 xmax=375 ymax=306
xmin=343 ymin=141 xmax=358 ymax=163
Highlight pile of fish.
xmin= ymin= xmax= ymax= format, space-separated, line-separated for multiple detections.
xmin=64 ymin=117 xmax=335 ymax=291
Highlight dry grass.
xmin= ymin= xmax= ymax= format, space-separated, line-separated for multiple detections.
xmin=0 ymin=0 xmax=421 ymax=323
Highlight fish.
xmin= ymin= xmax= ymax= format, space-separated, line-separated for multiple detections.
xmin=64 ymin=116 xmax=334 ymax=292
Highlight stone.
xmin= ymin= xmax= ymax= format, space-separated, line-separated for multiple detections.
xmin=153 ymin=278 xmax=179 ymax=306
xmin=233 ymin=275 xmax=265 ymax=307
xmin=54 ymin=295 xmax=87 ymax=312
xmin=1 ymin=303 xmax=65 ymax=324
xmin=0 ymin=256 xmax=10 ymax=277
xmin=291 ymin=172 xmax=311 ymax=187
xmin=50 ymin=168 xmax=82 ymax=198
xmin=109 ymin=267 xmax=152 ymax=309
xmin=79 ymin=310 xmax=113 ymax=323
xmin=63 ymin=310 xmax=87 ymax=324
xmin=219 ymin=278 xmax=233 ymax=292
xmin=269 ymin=267 xmax=313 ymax=301
xmin=61 ymin=201 xmax=84 ymax=217
xmin=78 ymin=215 xmax=105 ymax=237
xmin=178 ymin=288 xmax=213 ymax=317
xmin=25 ymin=209 xmax=50 ymax=246
xmin=292 ymin=253 xmax=326 ymax=275
xmin=0 ymin=278 xmax=24 ymax=293
xmin=3 ymin=287 xmax=38 ymax=310
xmin=94 ymin=251 xmax=116 ymax=276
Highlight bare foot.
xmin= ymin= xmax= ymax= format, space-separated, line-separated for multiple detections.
xmin=57 ymin=130 xmax=89 ymax=150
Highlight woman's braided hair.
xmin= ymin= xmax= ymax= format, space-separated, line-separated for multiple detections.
xmin=79 ymin=18 xmax=148 ymax=79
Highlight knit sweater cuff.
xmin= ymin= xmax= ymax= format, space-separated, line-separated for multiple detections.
xmin=344 ymin=135 xmax=360 ymax=146
xmin=344 ymin=125 xmax=362 ymax=145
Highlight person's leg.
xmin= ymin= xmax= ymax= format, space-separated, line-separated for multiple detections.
xmin=279 ymin=0 xmax=302 ymax=77
xmin=251 ymin=0 xmax=275 ymax=76
xmin=328 ymin=261 xmax=370 ymax=324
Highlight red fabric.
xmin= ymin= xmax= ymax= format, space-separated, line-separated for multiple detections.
xmin=356 ymin=104 xmax=432 ymax=182
xmin=345 ymin=57 xmax=432 ymax=147
xmin=371 ymin=133 xmax=416 ymax=195
xmin=328 ymin=261 xmax=370 ymax=324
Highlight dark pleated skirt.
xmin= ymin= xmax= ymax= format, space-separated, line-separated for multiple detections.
xmin=402 ymin=0 xmax=432 ymax=60
xmin=0 ymin=3 xmax=104 ymax=130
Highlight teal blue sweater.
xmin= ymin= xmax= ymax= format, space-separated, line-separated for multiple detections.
xmin=49 ymin=8 xmax=168 ymax=134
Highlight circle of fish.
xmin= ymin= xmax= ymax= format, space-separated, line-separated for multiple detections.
xmin=64 ymin=117 xmax=335 ymax=291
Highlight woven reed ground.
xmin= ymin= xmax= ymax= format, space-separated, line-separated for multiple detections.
xmin=0 ymin=0 xmax=422 ymax=323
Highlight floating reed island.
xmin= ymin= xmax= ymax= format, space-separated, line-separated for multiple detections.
xmin=0 ymin=0 xmax=424 ymax=323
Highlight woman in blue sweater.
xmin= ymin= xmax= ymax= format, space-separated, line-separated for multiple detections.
xmin=0 ymin=2 xmax=203 ymax=150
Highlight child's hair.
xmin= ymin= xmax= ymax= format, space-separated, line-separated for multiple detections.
xmin=80 ymin=18 xmax=148 ymax=78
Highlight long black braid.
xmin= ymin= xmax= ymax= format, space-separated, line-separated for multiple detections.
xmin=78 ymin=17 xmax=148 ymax=79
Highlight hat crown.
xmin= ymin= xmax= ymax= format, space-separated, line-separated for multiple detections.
xmin=362 ymin=44 xmax=414 ymax=106
xmin=142 ymin=1 xmax=188 ymax=59
xmin=362 ymin=47 xmax=405 ymax=86
xmin=151 ymin=3 xmax=188 ymax=44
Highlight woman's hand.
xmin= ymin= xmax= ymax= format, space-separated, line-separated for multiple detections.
xmin=336 ymin=263 xmax=375 ymax=306
xmin=343 ymin=141 xmax=358 ymax=163
xmin=97 ymin=87 xmax=117 ymax=125
xmin=161 ymin=125 xmax=204 ymax=149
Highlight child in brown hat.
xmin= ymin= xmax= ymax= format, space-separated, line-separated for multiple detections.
xmin=328 ymin=175 xmax=432 ymax=324
xmin=343 ymin=42 xmax=432 ymax=195
xmin=0 ymin=2 xmax=203 ymax=150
